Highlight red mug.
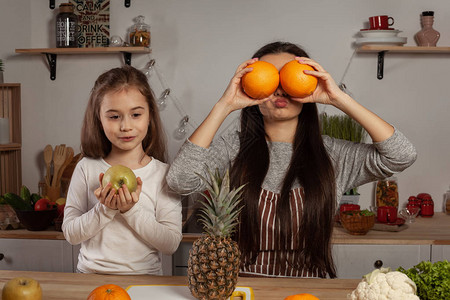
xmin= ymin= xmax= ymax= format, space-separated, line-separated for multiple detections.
xmin=377 ymin=206 xmax=397 ymax=223
xmin=369 ymin=15 xmax=394 ymax=30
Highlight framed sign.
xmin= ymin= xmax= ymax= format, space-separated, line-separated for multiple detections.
xmin=69 ymin=0 xmax=110 ymax=48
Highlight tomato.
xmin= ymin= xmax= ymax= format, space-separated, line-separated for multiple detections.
xmin=34 ymin=198 xmax=50 ymax=211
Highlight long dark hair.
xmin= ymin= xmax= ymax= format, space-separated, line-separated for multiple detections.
xmin=230 ymin=42 xmax=336 ymax=278
xmin=81 ymin=65 xmax=167 ymax=162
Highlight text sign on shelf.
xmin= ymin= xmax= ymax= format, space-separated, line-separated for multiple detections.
xmin=70 ymin=0 xmax=110 ymax=48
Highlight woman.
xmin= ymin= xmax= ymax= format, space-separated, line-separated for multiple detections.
xmin=167 ymin=41 xmax=416 ymax=278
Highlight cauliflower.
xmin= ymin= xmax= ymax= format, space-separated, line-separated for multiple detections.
xmin=349 ymin=268 xmax=420 ymax=300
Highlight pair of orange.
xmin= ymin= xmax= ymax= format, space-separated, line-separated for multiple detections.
xmin=242 ymin=60 xmax=317 ymax=99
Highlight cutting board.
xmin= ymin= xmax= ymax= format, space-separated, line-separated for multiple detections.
xmin=126 ymin=285 xmax=254 ymax=300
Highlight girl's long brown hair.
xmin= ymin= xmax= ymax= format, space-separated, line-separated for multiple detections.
xmin=81 ymin=65 xmax=167 ymax=162
xmin=230 ymin=42 xmax=336 ymax=278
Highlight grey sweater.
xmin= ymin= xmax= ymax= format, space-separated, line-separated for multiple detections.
xmin=166 ymin=128 xmax=417 ymax=204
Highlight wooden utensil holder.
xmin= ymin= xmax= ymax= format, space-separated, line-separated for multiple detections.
xmin=44 ymin=184 xmax=61 ymax=202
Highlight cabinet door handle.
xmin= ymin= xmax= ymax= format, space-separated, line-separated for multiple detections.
xmin=374 ymin=260 xmax=383 ymax=269
xmin=0 ymin=253 xmax=4 ymax=261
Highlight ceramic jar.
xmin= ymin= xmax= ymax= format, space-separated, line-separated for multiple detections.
xmin=415 ymin=11 xmax=440 ymax=47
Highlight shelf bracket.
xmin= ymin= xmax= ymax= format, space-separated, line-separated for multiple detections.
xmin=49 ymin=0 xmax=55 ymax=9
xmin=122 ymin=52 xmax=132 ymax=65
xmin=45 ymin=53 xmax=57 ymax=81
xmin=377 ymin=51 xmax=386 ymax=80
xmin=125 ymin=0 xmax=131 ymax=8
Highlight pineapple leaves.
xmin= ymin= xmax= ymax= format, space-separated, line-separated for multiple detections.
xmin=195 ymin=168 xmax=246 ymax=237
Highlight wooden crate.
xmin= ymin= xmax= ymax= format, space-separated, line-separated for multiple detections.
xmin=0 ymin=84 xmax=21 ymax=195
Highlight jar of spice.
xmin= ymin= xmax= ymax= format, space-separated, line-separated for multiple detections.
xmin=375 ymin=177 xmax=399 ymax=208
xmin=445 ymin=187 xmax=450 ymax=215
xmin=128 ymin=15 xmax=151 ymax=47
xmin=56 ymin=3 xmax=78 ymax=48
xmin=420 ymin=195 xmax=434 ymax=217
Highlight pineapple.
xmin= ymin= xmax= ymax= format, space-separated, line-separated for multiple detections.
xmin=188 ymin=168 xmax=245 ymax=300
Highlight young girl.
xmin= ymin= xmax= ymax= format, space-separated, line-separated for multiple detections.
xmin=63 ymin=65 xmax=182 ymax=275
xmin=167 ymin=42 xmax=417 ymax=278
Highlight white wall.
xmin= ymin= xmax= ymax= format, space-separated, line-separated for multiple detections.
xmin=1 ymin=0 xmax=449 ymax=211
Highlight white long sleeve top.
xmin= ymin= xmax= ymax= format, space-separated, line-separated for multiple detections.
xmin=62 ymin=157 xmax=182 ymax=275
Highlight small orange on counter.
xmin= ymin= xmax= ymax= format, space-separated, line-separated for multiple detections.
xmin=242 ymin=61 xmax=280 ymax=99
xmin=87 ymin=284 xmax=131 ymax=300
xmin=279 ymin=60 xmax=317 ymax=98
xmin=284 ymin=293 xmax=320 ymax=300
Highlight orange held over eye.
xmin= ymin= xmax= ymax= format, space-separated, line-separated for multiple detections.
xmin=87 ymin=284 xmax=131 ymax=300
xmin=242 ymin=61 xmax=280 ymax=99
xmin=280 ymin=60 xmax=318 ymax=98
xmin=284 ymin=293 xmax=320 ymax=300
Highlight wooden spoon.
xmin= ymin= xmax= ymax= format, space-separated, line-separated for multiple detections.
xmin=51 ymin=145 xmax=66 ymax=187
xmin=43 ymin=145 xmax=53 ymax=186
xmin=56 ymin=146 xmax=74 ymax=186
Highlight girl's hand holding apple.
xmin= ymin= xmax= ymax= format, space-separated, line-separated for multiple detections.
xmin=116 ymin=177 xmax=143 ymax=213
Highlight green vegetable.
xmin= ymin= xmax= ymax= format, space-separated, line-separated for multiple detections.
xmin=3 ymin=192 xmax=33 ymax=211
xmin=398 ymin=260 xmax=450 ymax=300
xmin=359 ymin=209 xmax=375 ymax=216
xmin=30 ymin=193 xmax=41 ymax=206
xmin=20 ymin=185 xmax=31 ymax=203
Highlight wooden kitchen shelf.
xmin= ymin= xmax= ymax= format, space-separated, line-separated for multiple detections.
xmin=0 ymin=84 xmax=21 ymax=195
xmin=357 ymin=45 xmax=450 ymax=53
xmin=15 ymin=47 xmax=151 ymax=80
xmin=356 ymin=45 xmax=450 ymax=79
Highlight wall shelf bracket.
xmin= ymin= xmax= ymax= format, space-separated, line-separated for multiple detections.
xmin=122 ymin=52 xmax=132 ymax=65
xmin=45 ymin=53 xmax=57 ymax=81
xmin=377 ymin=51 xmax=386 ymax=80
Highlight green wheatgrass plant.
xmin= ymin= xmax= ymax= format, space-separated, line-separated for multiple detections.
xmin=320 ymin=112 xmax=368 ymax=195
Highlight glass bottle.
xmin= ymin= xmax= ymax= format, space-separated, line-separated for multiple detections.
xmin=128 ymin=15 xmax=151 ymax=47
xmin=375 ymin=177 xmax=399 ymax=208
xmin=444 ymin=187 xmax=450 ymax=215
xmin=415 ymin=11 xmax=440 ymax=47
xmin=56 ymin=3 xmax=78 ymax=48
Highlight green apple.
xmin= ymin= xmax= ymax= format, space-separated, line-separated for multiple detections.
xmin=2 ymin=277 xmax=42 ymax=300
xmin=102 ymin=165 xmax=137 ymax=193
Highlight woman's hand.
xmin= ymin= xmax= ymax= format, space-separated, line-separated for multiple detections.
xmin=218 ymin=58 xmax=270 ymax=113
xmin=290 ymin=57 xmax=349 ymax=107
xmin=116 ymin=177 xmax=142 ymax=213
xmin=94 ymin=173 xmax=118 ymax=210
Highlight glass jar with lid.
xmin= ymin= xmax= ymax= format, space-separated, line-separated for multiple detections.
xmin=128 ymin=15 xmax=151 ymax=47
xmin=375 ymin=177 xmax=399 ymax=208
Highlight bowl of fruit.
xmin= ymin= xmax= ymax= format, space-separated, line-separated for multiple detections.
xmin=340 ymin=209 xmax=375 ymax=235
xmin=3 ymin=186 xmax=59 ymax=231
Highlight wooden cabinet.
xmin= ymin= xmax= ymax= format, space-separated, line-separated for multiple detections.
xmin=431 ymin=245 xmax=450 ymax=262
xmin=332 ymin=244 xmax=430 ymax=278
xmin=0 ymin=84 xmax=21 ymax=195
xmin=0 ymin=238 xmax=75 ymax=272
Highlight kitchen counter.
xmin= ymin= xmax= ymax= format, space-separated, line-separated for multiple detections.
xmin=1 ymin=213 xmax=449 ymax=245
xmin=182 ymin=213 xmax=450 ymax=244
xmin=0 ymin=270 xmax=359 ymax=299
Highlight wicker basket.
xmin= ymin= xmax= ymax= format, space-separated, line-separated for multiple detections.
xmin=340 ymin=211 xmax=375 ymax=235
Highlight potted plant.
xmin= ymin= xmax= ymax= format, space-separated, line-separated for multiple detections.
xmin=320 ymin=112 xmax=368 ymax=203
